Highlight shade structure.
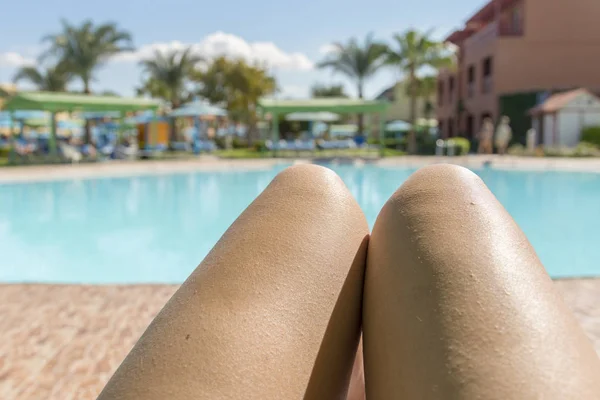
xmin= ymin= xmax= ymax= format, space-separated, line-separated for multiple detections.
xmin=386 ymin=120 xmax=412 ymax=132
xmin=169 ymin=101 xmax=227 ymax=118
xmin=3 ymin=92 xmax=160 ymax=112
xmin=285 ymin=112 xmax=340 ymax=122
xmin=259 ymin=97 xmax=389 ymax=114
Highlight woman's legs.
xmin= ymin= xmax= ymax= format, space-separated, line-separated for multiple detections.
xmin=98 ymin=165 xmax=369 ymax=400
xmin=363 ymin=164 xmax=600 ymax=399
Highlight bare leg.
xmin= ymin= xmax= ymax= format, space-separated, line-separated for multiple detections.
xmin=363 ymin=164 xmax=600 ymax=399
xmin=98 ymin=165 xmax=369 ymax=400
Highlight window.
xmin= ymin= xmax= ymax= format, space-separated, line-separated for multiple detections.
xmin=466 ymin=114 xmax=474 ymax=139
xmin=512 ymin=8 xmax=521 ymax=33
xmin=467 ymin=65 xmax=476 ymax=98
xmin=482 ymin=57 xmax=493 ymax=94
xmin=438 ymin=81 xmax=444 ymax=106
xmin=449 ymin=76 xmax=455 ymax=102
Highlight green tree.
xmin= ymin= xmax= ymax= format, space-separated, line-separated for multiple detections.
xmin=414 ymin=75 xmax=437 ymax=124
xmin=317 ymin=33 xmax=387 ymax=133
xmin=139 ymin=47 xmax=202 ymax=109
xmin=42 ymin=19 xmax=133 ymax=143
xmin=139 ymin=47 xmax=202 ymax=142
xmin=12 ymin=64 xmax=73 ymax=156
xmin=310 ymin=83 xmax=348 ymax=98
xmin=12 ymin=64 xmax=72 ymax=92
xmin=193 ymin=57 xmax=277 ymax=142
xmin=42 ymin=19 xmax=134 ymax=94
xmin=386 ymin=29 xmax=451 ymax=153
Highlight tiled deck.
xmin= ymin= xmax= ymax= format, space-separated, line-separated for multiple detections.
xmin=1 ymin=280 xmax=599 ymax=400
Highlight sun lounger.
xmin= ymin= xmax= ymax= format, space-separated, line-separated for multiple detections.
xmin=194 ymin=140 xmax=217 ymax=154
xmin=59 ymin=142 xmax=83 ymax=163
xmin=115 ymin=143 xmax=139 ymax=160
xmin=265 ymin=140 xmax=288 ymax=151
xmin=140 ymin=144 xmax=168 ymax=158
xmin=291 ymin=140 xmax=315 ymax=152
xmin=171 ymin=141 xmax=192 ymax=152
xmin=317 ymin=139 xmax=357 ymax=150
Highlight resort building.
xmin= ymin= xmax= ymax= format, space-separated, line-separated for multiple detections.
xmin=437 ymin=0 xmax=600 ymax=143
xmin=375 ymin=80 xmax=435 ymax=122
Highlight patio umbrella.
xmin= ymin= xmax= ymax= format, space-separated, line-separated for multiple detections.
xmin=169 ymin=101 xmax=227 ymax=118
xmin=285 ymin=112 xmax=340 ymax=122
xmin=385 ymin=120 xmax=412 ymax=132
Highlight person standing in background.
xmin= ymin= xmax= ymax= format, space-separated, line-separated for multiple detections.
xmin=477 ymin=117 xmax=494 ymax=154
xmin=495 ymin=116 xmax=513 ymax=155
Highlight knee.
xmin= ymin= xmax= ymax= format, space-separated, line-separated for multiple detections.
xmin=383 ymin=164 xmax=488 ymax=220
xmin=272 ymin=164 xmax=342 ymax=190
xmin=268 ymin=164 xmax=364 ymax=215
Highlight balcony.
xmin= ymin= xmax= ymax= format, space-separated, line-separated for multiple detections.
xmin=463 ymin=21 xmax=498 ymax=52
xmin=499 ymin=20 xmax=524 ymax=36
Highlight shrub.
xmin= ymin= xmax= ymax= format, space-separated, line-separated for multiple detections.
xmin=573 ymin=142 xmax=600 ymax=157
xmin=367 ymin=138 xmax=406 ymax=149
xmin=544 ymin=146 xmax=572 ymax=157
xmin=508 ymin=143 xmax=526 ymax=156
xmin=231 ymin=137 xmax=248 ymax=149
xmin=447 ymin=137 xmax=471 ymax=156
xmin=581 ymin=126 xmax=600 ymax=147
xmin=254 ymin=140 xmax=268 ymax=152
xmin=213 ymin=136 xmax=227 ymax=149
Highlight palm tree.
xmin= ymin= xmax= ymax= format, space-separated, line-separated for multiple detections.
xmin=140 ymin=47 xmax=203 ymax=142
xmin=414 ymin=75 xmax=437 ymax=134
xmin=12 ymin=64 xmax=73 ymax=156
xmin=42 ymin=19 xmax=133 ymax=143
xmin=42 ymin=20 xmax=133 ymax=94
xmin=310 ymin=83 xmax=348 ymax=98
xmin=318 ymin=33 xmax=387 ymax=134
xmin=12 ymin=64 xmax=72 ymax=92
xmin=386 ymin=29 xmax=451 ymax=153
xmin=139 ymin=47 xmax=202 ymax=109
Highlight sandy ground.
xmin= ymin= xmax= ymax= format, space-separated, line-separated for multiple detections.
xmin=0 ymin=280 xmax=599 ymax=400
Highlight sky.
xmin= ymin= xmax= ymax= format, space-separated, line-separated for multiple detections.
xmin=0 ymin=0 xmax=486 ymax=99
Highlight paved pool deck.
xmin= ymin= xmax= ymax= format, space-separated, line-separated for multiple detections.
xmin=1 ymin=280 xmax=599 ymax=400
xmin=1 ymin=155 xmax=600 ymax=184
xmin=1 ymin=156 xmax=600 ymax=399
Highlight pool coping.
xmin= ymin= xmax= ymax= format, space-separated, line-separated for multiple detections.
xmin=1 ymin=155 xmax=599 ymax=183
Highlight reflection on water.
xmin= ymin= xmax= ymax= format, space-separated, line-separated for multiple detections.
xmin=1 ymin=165 xmax=599 ymax=283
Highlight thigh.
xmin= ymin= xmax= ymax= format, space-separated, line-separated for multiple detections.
xmin=363 ymin=164 xmax=600 ymax=399
xmin=98 ymin=164 xmax=369 ymax=400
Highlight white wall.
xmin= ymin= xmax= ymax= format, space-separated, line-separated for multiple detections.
xmin=543 ymin=114 xmax=555 ymax=146
xmin=558 ymin=111 xmax=580 ymax=147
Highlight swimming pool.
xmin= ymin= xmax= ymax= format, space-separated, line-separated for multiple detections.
xmin=1 ymin=164 xmax=599 ymax=283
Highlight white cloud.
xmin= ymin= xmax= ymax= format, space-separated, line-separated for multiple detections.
xmin=279 ymin=85 xmax=309 ymax=98
xmin=0 ymin=52 xmax=35 ymax=68
xmin=318 ymin=43 xmax=338 ymax=55
xmin=113 ymin=31 xmax=314 ymax=71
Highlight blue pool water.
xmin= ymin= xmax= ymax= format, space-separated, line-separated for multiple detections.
xmin=1 ymin=164 xmax=599 ymax=283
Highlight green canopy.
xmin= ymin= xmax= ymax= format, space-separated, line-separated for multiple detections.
xmin=258 ymin=97 xmax=388 ymax=155
xmin=2 ymin=92 xmax=160 ymax=158
xmin=3 ymin=91 xmax=161 ymax=112
xmin=258 ymin=98 xmax=388 ymax=114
